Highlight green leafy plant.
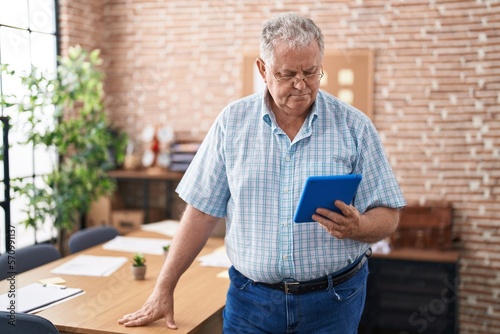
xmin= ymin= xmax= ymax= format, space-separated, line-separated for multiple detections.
xmin=0 ymin=45 xmax=128 ymax=252
xmin=163 ymin=244 xmax=171 ymax=251
xmin=132 ymin=253 xmax=146 ymax=267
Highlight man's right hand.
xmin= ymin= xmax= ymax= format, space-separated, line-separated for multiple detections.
xmin=118 ymin=290 xmax=177 ymax=329
xmin=118 ymin=205 xmax=219 ymax=330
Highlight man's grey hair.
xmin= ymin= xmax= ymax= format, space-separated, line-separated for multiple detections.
xmin=260 ymin=12 xmax=324 ymax=67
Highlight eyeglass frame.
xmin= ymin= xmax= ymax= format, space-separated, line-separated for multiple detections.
xmin=264 ymin=63 xmax=324 ymax=86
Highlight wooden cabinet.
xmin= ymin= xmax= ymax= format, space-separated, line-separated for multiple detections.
xmin=359 ymin=249 xmax=459 ymax=334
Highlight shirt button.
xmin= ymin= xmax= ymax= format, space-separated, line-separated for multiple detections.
xmin=285 ymin=155 xmax=291 ymax=161
xmin=282 ymin=255 xmax=288 ymax=260
xmin=283 ymin=187 xmax=289 ymax=193
xmin=283 ymin=221 xmax=288 ymax=227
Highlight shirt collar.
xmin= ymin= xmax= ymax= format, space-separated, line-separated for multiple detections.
xmin=260 ymin=88 xmax=275 ymax=129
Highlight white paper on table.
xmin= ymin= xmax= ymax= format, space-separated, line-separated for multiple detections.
xmin=197 ymin=246 xmax=232 ymax=268
xmin=29 ymin=290 xmax=86 ymax=314
xmin=140 ymin=220 xmax=179 ymax=237
xmin=0 ymin=283 xmax=84 ymax=313
xmin=102 ymin=236 xmax=171 ymax=255
xmin=50 ymin=255 xmax=127 ymax=277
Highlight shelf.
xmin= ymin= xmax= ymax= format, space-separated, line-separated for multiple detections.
xmin=372 ymin=248 xmax=459 ymax=263
xmin=108 ymin=168 xmax=184 ymax=181
xmin=107 ymin=168 xmax=185 ymax=225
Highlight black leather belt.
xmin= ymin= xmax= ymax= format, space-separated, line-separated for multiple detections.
xmin=259 ymin=249 xmax=372 ymax=295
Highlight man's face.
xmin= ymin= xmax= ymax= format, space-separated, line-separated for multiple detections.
xmin=258 ymin=42 xmax=322 ymax=119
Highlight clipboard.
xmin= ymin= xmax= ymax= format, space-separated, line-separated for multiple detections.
xmin=293 ymin=174 xmax=362 ymax=223
xmin=0 ymin=283 xmax=83 ymax=313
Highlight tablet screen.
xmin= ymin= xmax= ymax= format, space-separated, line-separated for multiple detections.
xmin=293 ymin=174 xmax=362 ymax=223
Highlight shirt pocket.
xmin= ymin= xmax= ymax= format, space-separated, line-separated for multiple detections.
xmin=299 ymin=156 xmax=354 ymax=179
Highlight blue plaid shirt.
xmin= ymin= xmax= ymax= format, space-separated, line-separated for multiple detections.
xmin=176 ymin=89 xmax=406 ymax=283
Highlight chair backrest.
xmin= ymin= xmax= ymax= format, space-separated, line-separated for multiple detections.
xmin=0 ymin=310 xmax=60 ymax=333
xmin=68 ymin=226 xmax=119 ymax=254
xmin=0 ymin=244 xmax=61 ymax=281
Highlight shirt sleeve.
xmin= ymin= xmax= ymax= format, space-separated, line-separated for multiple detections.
xmin=353 ymin=119 xmax=407 ymax=213
xmin=175 ymin=112 xmax=230 ymax=218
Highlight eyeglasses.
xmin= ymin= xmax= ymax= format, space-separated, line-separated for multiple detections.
xmin=267 ymin=66 xmax=324 ymax=86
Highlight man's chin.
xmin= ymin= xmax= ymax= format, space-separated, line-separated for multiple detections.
xmin=288 ymin=98 xmax=312 ymax=110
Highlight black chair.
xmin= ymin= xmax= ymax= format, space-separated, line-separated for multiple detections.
xmin=0 ymin=244 xmax=61 ymax=281
xmin=68 ymin=225 xmax=119 ymax=254
xmin=0 ymin=310 xmax=60 ymax=333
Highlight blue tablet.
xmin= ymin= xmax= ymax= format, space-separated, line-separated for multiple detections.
xmin=293 ymin=174 xmax=362 ymax=223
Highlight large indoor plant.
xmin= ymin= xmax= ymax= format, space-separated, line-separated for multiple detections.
xmin=0 ymin=45 xmax=127 ymax=254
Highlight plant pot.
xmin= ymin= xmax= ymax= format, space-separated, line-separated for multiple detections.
xmin=131 ymin=265 xmax=147 ymax=280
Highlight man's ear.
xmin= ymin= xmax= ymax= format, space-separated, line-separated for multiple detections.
xmin=255 ymin=58 xmax=267 ymax=83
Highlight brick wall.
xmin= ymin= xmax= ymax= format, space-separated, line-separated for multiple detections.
xmin=59 ymin=1 xmax=500 ymax=332
xmin=58 ymin=0 xmax=105 ymax=57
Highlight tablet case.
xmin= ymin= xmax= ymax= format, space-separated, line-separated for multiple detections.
xmin=293 ymin=174 xmax=362 ymax=223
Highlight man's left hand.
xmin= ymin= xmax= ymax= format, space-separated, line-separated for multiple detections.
xmin=313 ymin=200 xmax=361 ymax=239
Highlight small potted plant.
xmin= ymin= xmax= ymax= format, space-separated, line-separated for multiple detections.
xmin=163 ymin=244 xmax=170 ymax=258
xmin=131 ymin=253 xmax=147 ymax=280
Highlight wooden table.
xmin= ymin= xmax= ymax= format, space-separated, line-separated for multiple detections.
xmin=0 ymin=230 xmax=229 ymax=334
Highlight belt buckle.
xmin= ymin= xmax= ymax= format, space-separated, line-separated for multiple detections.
xmin=283 ymin=282 xmax=300 ymax=294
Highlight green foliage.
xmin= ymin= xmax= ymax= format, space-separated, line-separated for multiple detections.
xmin=132 ymin=253 xmax=146 ymax=267
xmin=0 ymin=45 xmax=128 ymax=232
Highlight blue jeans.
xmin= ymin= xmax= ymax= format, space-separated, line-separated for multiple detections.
xmin=223 ymin=260 xmax=369 ymax=334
